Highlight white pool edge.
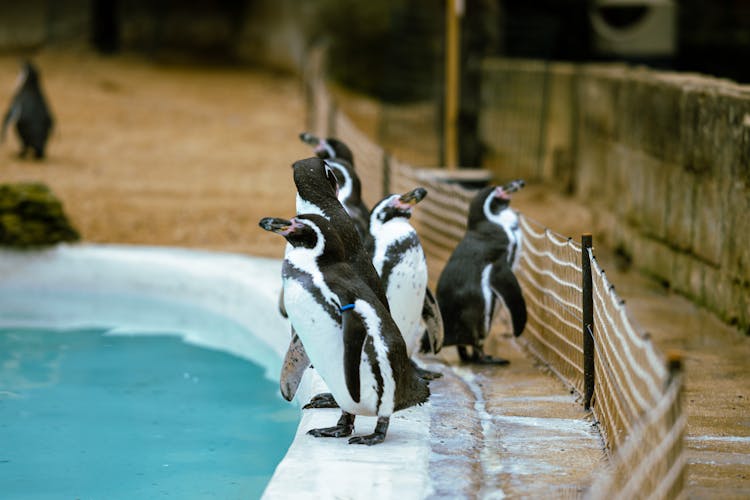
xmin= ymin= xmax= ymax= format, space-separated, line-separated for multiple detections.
xmin=0 ymin=244 xmax=433 ymax=499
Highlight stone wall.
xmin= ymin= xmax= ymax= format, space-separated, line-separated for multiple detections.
xmin=480 ymin=58 xmax=750 ymax=332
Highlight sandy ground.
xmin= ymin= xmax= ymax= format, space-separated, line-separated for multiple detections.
xmin=2 ymin=46 xmax=748 ymax=496
xmin=2 ymin=45 xmax=304 ymax=257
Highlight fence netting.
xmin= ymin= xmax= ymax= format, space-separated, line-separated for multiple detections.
xmin=303 ymin=46 xmax=685 ymax=499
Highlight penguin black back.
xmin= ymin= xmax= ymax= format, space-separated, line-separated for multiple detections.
xmin=2 ymin=61 xmax=54 ymax=159
xmin=292 ymin=157 xmax=388 ymax=310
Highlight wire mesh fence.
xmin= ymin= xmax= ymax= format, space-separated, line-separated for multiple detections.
xmin=303 ymin=45 xmax=686 ymax=499
xmin=515 ymin=216 xmax=586 ymax=395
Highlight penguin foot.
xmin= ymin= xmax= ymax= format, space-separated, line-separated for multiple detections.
xmin=348 ymin=416 xmax=389 ymax=446
xmin=473 ymin=354 xmax=510 ymax=366
xmin=303 ymin=392 xmax=340 ymax=409
xmin=308 ymin=425 xmax=353 ymax=438
xmin=348 ymin=433 xmax=386 ymax=445
xmin=415 ymin=366 xmax=443 ymax=380
xmin=307 ymin=411 xmax=355 ymax=438
xmin=458 ymin=346 xmax=510 ymax=365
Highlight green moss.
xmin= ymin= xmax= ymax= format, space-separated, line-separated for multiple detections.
xmin=0 ymin=182 xmax=80 ymax=248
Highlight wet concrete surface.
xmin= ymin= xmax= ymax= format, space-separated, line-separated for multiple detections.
xmin=421 ymin=336 xmax=603 ymax=498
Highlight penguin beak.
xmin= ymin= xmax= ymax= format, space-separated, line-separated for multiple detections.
xmin=259 ymin=217 xmax=298 ymax=236
xmin=396 ymin=187 xmax=427 ymax=209
xmin=501 ymin=179 xmax=525 ymax=195
xmin=299 ymin=132 xmax=320 ymax=146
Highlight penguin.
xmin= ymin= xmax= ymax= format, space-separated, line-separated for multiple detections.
xmin=300 ymin=132 xmax=354 ymax=165
xmin=368 ymin=187 xmax=444 ymax=378
xmin=436 ymin=180 xmax=527 ymax=365
xmin=299 ymin=132 xmax=370 ymax=243
xmin=279 ymin=157 xmax=389 ymax=409
xmin=2 ymin=60 xmax=54 ymax=159
xmin=260 ymin=214 xmax=430 ymax=445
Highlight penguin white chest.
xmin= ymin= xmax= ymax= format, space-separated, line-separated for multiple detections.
xmin=385 ymin=250 xmax=426 ymax=354
xmin=372 ymin=224 xmax=427 ymax=355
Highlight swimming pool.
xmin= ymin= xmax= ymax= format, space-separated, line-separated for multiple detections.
xmin=0 ymin=245 xmax=299 ymax=499
xmin=0 ymin=326 xmax=298 ymax=499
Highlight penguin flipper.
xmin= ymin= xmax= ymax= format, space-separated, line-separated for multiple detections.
xmin=489 ymin=263 xmax=527 ymax=337
xmin=342 ymin=306 xmax=367 ymax=404
xmin=1 ymin=103 xmax=20 ymax=142
xmin=419 ymin=286 xmax=444 ymax=354
xmin=279 ymin=330 xmax=311 ymax=401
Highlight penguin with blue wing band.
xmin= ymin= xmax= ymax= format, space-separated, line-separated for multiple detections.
xmin=279 ymin=157 xmax=389 ymax=409
xmin=260 ymin=214 xmax=429 ymax=445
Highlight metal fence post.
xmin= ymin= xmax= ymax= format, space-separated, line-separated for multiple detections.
xmin=582 ymin=233 xmax=595 ymax=410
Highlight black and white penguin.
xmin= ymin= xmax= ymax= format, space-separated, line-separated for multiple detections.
xmin=436 ymin=180 xmax=527 ymax=365
xmin=299 ymin=132 xmax=370 ymax=243
xmin=1 ymin=61 xmax=54 ymax=159
xmin=369 ymin=187 xmax=443 ymax=377
xmin=279 ymin=157 xmax=389 ymax=408
xmin=260 ymin=214 xmax=430 ymax=445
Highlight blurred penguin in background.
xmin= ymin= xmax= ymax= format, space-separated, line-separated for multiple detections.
xmin=2 ymin=60 xmax=54 ymax=160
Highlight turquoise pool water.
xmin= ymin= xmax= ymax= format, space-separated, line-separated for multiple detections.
xmin=0 ymin=327 xmax=298 ymax=499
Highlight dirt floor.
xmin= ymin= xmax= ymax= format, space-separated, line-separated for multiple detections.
xmin=2 ymin=46 xmax=748 ymax=497
xmin=2 ymin=45 xmax=303 ymax=257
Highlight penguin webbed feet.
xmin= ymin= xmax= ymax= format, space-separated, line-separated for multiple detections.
xmin=303 ymin=392 xmax=340 ymax=409
xmin=348 ymin=416 xmax=389 ymax=446
xmin=307 ymin=411 xmax=355 ymax=438
xmin=457 ymin=345 xmax=510 ymax=366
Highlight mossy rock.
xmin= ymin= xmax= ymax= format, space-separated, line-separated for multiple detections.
xmin=0 ymin=182 xmax=80 ymax=248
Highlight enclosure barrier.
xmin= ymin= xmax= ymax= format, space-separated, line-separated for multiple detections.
xmin=303 ymin=48 xmax=685 ymax=499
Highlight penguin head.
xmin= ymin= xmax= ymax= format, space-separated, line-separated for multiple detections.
xmin=259 ymin=215 xmax=319 ymax=250
xmin=371 ymin=187 xmax=427 ymax=228
xmin=299 ymin=132 xmax=355 ymax=164
xmin=292 ymin=157 xmax=340 ymax=202
xmin=259 ymin=214 xmax=345 ymax=261
xmin=468 ymin=180 xmax=525 ymax=229
xmin=17 ymin=60 xmax=40 ymax=89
